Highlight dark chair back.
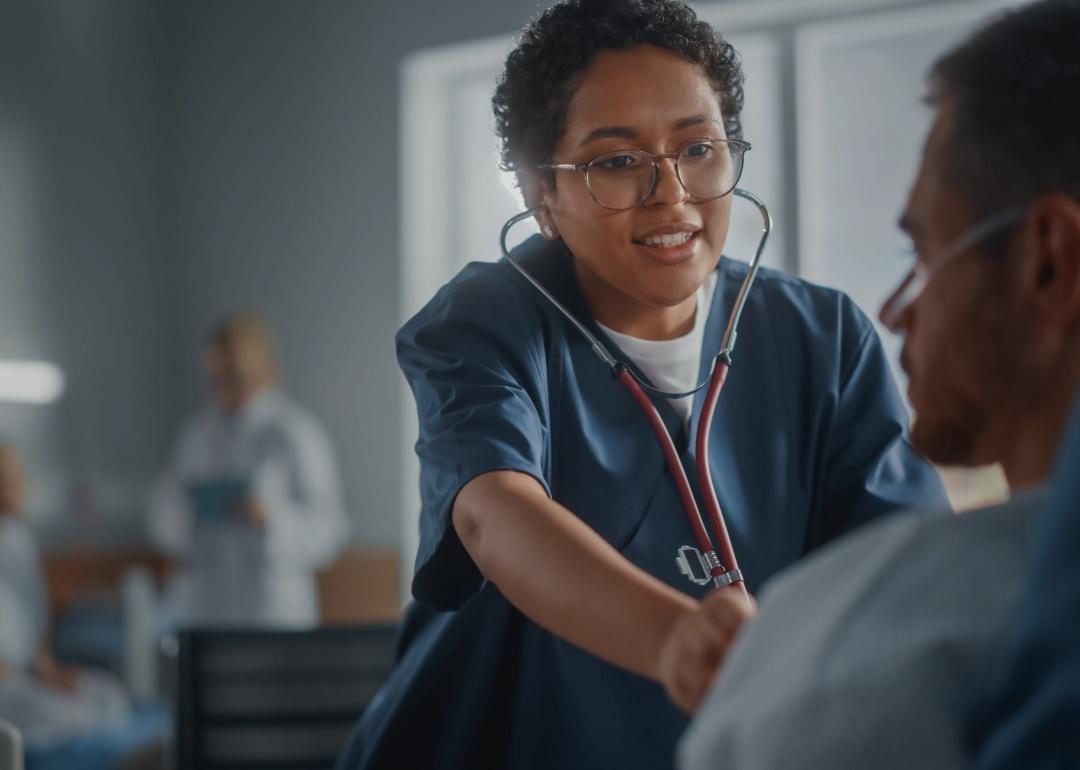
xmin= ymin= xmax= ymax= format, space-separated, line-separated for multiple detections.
xmin=175 ymin=624 xmax=396 ymax=770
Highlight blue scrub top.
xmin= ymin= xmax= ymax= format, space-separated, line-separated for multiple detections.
xmin=336 ymin=235 xmax=947 ymax=770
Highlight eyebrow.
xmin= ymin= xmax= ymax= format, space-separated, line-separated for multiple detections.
xmin=576 ymin=114 xmax=722 ymax=148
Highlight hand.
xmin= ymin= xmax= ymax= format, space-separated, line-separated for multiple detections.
xmin=657 ymin=587 xmax=757 ymax=713
xmin=237 ymin=496 xmax=267 ymax=527
xmin=33 ymin=649 xmax=80 ymax=693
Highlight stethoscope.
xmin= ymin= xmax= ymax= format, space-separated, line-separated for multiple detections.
xmin=499 ymin=188 xmax=772 ymax=600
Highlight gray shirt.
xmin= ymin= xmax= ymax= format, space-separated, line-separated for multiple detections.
xmin=679 ymin=489 xmax=1044 ymax=770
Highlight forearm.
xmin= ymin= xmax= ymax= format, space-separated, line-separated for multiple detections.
xmin=454 ymin=470 xmax=696 ymax=682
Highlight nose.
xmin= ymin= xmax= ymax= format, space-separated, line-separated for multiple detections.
xmin=879 ymin=272 xmax=915 ymax=334
xmin=645 ymin=156 xmax=690 ymax=207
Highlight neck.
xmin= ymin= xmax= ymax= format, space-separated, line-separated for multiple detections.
xmin=993 ymin=374 xmax=1080 ymax=490
xmin=573 ymin=262 xmax=696 ymax=341
xmin=219 ymin=383 xmax=273 ymax=415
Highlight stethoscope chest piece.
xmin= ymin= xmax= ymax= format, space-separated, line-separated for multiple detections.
xmin=676 ymin=545 xmax=715 ymax=586
xmin=676 ymin=545 xmax=744 ymax=589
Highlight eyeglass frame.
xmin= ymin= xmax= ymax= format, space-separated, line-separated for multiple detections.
xmin=537 ymin=137 xmax=752 ymax=211
xmin=880 ymin=206 xmax=1028 ymax=330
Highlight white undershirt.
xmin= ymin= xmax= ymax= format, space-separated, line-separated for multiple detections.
xmin=598 ymin=271 xmax=719 ymax=428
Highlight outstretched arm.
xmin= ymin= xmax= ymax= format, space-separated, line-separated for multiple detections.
xmin=454 ymin=469 xmax=754 ymax=712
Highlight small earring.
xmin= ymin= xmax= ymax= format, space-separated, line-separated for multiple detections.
xmin=542 ymin=224 xmax=556 ymax=238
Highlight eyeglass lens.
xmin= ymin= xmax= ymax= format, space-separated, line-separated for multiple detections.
xmin=585 ymin=142 xmax=742 ymax=210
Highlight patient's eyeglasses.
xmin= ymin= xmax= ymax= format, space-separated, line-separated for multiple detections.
xmin=880 ymin=207 xmax=1027 ymax=330
xmin=539 ymin=138 xmax=750 ymax=211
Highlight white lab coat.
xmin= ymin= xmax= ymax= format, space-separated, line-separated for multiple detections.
xmin=0 ymin=517 xmax=129 ymax=747
xmin=148 ymin=389 xmax=349 ymax=627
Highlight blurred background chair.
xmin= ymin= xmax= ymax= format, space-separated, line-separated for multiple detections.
xmin=173 ymin=625 xmax=397 ymax=770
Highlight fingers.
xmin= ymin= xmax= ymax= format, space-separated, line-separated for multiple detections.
xmin=701 ymin=585 xmax=757 ymax=629
xmin=659 ymin=589 xmax=757 ymax=713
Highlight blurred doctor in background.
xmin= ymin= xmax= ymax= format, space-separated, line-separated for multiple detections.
xmin=148 ymin=313 xmax=348 ymax=627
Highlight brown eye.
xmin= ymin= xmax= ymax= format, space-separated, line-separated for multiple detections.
xmin=683 ymin=142 xmax=713 ymax=159
xmin=594 ymin=153 xmax=642 ymax=171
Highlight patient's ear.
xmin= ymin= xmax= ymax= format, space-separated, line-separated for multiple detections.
xmin=519 ymin=170 xmax=560 ymax=240
xmin=1025 ymin=195 xmax=1080 ymax=328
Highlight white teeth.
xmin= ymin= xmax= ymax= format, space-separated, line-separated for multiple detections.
xmin=642 ymin=231 xmax=693 ymax=247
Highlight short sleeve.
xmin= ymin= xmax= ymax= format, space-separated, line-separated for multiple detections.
xmin=397 ymin=265 xmax=551 ymax=610
xmin=818 ymin=297 xmax=949 ymax=540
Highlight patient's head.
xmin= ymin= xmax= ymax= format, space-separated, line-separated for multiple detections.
xmin=881 ymin=0 xmax=1080 ymax=486
xmin=0 ymin=445 xmax=27 ymax=517
xmin=204 ymin=313 xmax=278 ymax=413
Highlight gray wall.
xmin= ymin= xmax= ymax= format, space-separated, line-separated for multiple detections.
xmin=0 ymin=1 xmax=177 ymax=544
xmin=166 ymin=0 xmax=544 ymax=549
xmin=0 ymin=0 xmax=546 ymax=550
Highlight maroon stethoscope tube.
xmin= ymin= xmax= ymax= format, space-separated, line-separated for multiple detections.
xmin=499 ymin=189 xmax=771 ymax=604
xmin=615 ymin=360 xmax=748 ymax=600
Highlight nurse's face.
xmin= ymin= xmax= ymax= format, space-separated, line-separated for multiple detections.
xmin=882 ymin=102 xmax=1027 ymax=467
xmin=540 ymin=44 xmax=733 ymax=339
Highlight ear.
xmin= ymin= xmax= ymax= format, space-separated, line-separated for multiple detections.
xmin=1024 ymin=195 xmax=1080 ymax=329
xmin=518 ymin=169 xmax=560 ymax=240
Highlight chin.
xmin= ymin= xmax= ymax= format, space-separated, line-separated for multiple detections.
xmin=643 ymin=267 xmax=709 ymax=304
xmin=910 ymin=411 xmax=980 ymax=468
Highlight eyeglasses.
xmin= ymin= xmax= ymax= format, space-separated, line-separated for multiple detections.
xmin=880 ymin=207 xmax=1027 ymax=331
xmin=539 ymin=138 xmax=750 ymax=211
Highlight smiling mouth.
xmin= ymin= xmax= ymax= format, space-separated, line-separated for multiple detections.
xmin=632 ymin=230 xmax=701 ymax=264
xmin=635 ymin=231 xmax=696 ymax=248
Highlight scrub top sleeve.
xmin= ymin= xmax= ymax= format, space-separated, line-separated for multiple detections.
xmin=819 ymin=302 xmax=948 ymax=541
xmin=397 ymin=269 xmax=551 ymax=610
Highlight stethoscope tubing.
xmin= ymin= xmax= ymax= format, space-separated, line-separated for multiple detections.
xmin=499 ymin=189 xmax=772 ymax=599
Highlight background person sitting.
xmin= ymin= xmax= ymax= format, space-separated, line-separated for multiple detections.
xmin=0 ymin=444 xmax=163 ymax=769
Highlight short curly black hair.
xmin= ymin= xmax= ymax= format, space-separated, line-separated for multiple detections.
xmin=492 ymin=0 xmax=744 ymax=183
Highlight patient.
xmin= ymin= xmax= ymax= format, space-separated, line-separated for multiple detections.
xmin=680 ymin=1 xmax=1080 ymax=767
xmin=0 ymin=444 xmax=155 ymax=767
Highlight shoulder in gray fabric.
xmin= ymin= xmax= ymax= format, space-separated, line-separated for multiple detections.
xmin=678 ymin=489 xmax=1045 ymax=770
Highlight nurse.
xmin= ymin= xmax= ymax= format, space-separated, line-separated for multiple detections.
xmin=148 ymin=313 xmax=348 ymax=627
xmin=337 ymin=0 xmax=946 ymax=767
